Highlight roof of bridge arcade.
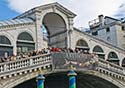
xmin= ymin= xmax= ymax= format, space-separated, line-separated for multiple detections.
xmin=0 ymin=18 xmax=33 ymax=28
xmin=15 ymin=2 xmax=77 ymax=19
xmin=0 ymin=2 xmax=76 ymax=28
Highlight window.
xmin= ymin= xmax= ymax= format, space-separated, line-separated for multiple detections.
xmin=92 ymin=31 xmax=98 ymax=36
xmin=122 ymin=26 xmax=125 ymax=31
xmin=107 ymin=36 xmax=111 ymax=41
xmin=0 ymin=36 xmax=11 ymax=45
xmin=106 ymin=27 xmax=110 ymax=32
xmin=18 ymin=32 xmax=33 ymax=41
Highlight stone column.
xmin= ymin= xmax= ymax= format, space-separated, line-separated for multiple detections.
xmin=13 ymin=40 xmax=17 ymax=55
xmin=37 ymin=72 xmax=45 ymax=88
xmin=35 ymin=10 xmax=43 ymax=50
xmin=67 ymin=17 xmax=74 ymax=48
xmin=67 ymin=65 xmax=77 ymax=88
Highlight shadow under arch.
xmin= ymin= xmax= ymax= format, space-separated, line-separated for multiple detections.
xmin=17 ymin=31 xmax=35 ymax=54
xmin=75 ymin=39 xmax=90 ymax=53
xmin=122 ymin=58 xmax=125 ymax=67
xmin=107 ymin=51 xmax=119 ymax=65
xmin=14 ymin=71 xmax=119 ymax=88
xmin=93 ymin=45 xmax=105 ymax=59
xmin=42 ymin=12 xmax=67 ymax=48
xmin=0 ymin=35 xmax=13 ymax=58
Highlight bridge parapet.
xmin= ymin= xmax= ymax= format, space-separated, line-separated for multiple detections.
xmin=0 ymin=54 xmax=52 ymax=79
xmin=0 ymin=52 xmax=125 ymax=86
xmin=98 ymin=59 xmax=125 ymax=75
xmin=97 ymin=59 xmax=125 ymax=81
xmin=52 ymin=52 xmax=125 ymax=81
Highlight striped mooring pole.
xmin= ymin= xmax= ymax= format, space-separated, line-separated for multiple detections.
xmin=67 ymin=65 xmax=77 ymax=88
xmin=37 ymin=71 xmax=45 ymax=88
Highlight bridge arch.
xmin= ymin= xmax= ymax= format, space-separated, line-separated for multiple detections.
xmin=75 ymin=39 xmax=89 ymax=53
xmin=107 ymin=51 xmax=119 ymax=65
xmin=42 ymin=12 xmax=67 ymax=48
xmin=12 ymin=71 xmax=121 ymax=88
xmin=93 ymin=45 xmax=105 ymax=59
xmin=42 ymin=12 xmax=66 ymax=36
xmin=17 ymin=31 xmax=35 ymax=54
xmin=0 ymin=35 xmax=13 ymax=57
xmin=122 ymin=58 xmax=125 ymax=67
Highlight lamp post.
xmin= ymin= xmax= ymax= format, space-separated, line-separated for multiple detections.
xmin=67 ymin=65 xmax=77 ymax=88
xmin=37 ymin=70 xmax=45 ymax=88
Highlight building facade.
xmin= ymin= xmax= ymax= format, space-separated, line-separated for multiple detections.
xmin=89 ymin=15 xmax=125 ymax=50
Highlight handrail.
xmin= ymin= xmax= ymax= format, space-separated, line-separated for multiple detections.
xmin=0 ymin=52 xmax=124 ymax=79
xmin=0 ymin=54 xmax=52 ymax=75
xmin=98 ymin=59 xmax=125 ymax=76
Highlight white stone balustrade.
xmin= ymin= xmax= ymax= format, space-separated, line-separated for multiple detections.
xmin=98 ymin=59 xmax=125 ymax=75
xmin=0 ymin=54 xmax=52 ymax=79
xmin=0 ymin=52 xmax=125 ymax=81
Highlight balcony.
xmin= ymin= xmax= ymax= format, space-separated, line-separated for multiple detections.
xmin=89 ymin=18 xmax=100 ymax=29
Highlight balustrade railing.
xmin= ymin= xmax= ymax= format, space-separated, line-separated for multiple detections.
xmin=0 ymin=54 xmax=52 ymax=74
xmin=0 ymin=52 xmax=124 ymax=79
xmin=98 ymin=59 xmax=125 ymax=76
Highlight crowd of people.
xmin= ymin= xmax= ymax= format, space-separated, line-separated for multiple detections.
xmin=0 ymin=47 xmax=91 ymax=63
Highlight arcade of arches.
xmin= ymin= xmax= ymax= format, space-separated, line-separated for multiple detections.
xmin=107 ymin=52 xmax=119 ymax=65
xmin=93 ymin=45 xmax=105 ymax=59
xmin=122 ymin=58 xmax=125 ymax=67
xmin=76 ymin=39 xmax=89 ymax=53
xmin=0 ymin=35 xmax=13 ymax=58
xmin=0 ymin=32 xmax=35 ymax=58
xmin=17 ymin=32 xmax=35 ymax=54
xmin=75 ymin=39 xmax=122 ymax=66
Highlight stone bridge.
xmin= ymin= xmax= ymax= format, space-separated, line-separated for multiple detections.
xmin=0 ymin=53 xmax=125 ymax=88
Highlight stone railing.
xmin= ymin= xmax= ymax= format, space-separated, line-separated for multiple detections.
xmin=0 ymin=52 xmax=125 ymax=81
xmin=0 ymin=54 xmax=52 ymax=79
xmin=97 ymin=58 xmax=125 ymax=80
xmin=98 ymin=59 xmax=125 ymax=75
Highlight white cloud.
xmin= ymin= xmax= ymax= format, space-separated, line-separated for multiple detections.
xmin=114 ymin=3 xmax=125 ymax=18
xmin=6 ymin=0 xmax=56 ymax=12
xmin=6 ymin=0 xmax=125 ymax=28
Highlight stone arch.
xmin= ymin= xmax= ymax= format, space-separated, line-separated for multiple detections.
xmin=93 ymin=45 xmax=105 ymax=59
xmin=10 ymin=71 xmax=123 ymax=88
xmin=42 ymin=12 xmax=66 ymax=36
xmin=17 ymin=29 xmax=35 ymax=41
xmin=76 ymin=39 xmax=89 ymax=53
xmin=42 ymin=12 xmax=67 ymax=48
xmin=17 ymin=31 xmax=35 ymax=54
xmin=107 ymin=51 xmax=119 ymax=65
xmin=17 ymin=32 xmax=34 ymax=41
xmin=0 ymin=35 xmax=11 ymax=45
xmin=0 ymin=32 xmax=14 ymax=46
xmin=0 ymin=35 xmax=13 ymax=57
xmin=122 ymin=58 xmax=125 ymax=67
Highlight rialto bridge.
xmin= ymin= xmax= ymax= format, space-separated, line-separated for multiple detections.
xmin=0 ymin=2 xmax=125 ymax=88
xmin=0 ymin=2 xmax=125 ymax=67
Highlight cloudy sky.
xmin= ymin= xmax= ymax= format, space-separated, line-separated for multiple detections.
xmin=0 ymin=0 xmax=125 ymax=28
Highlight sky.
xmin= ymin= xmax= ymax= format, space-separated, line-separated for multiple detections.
xmin=0 ymin=0 xmax=125 ymax=28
